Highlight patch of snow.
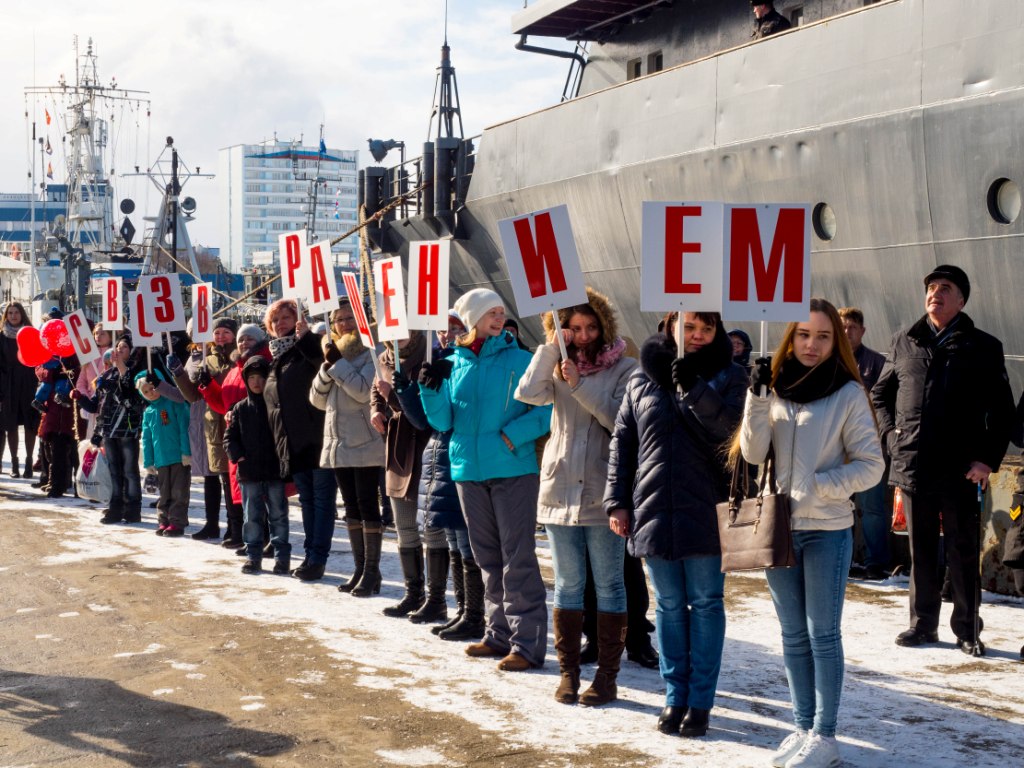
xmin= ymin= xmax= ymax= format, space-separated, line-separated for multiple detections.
xmin=376 ymin=748 xmax=448 ymax=766
xmin=113 ymin=643 xmax=164 ymax=658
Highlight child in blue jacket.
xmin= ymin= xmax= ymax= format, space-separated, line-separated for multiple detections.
xmin=137 ymin=370 xmax=191 ymax=536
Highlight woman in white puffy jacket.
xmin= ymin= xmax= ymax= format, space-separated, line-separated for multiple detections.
xmin=739 ymin=298 xmax=883 ymax=768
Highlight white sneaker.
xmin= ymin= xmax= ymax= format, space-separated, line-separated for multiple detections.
xmin=771 ymin=730 xmax=809 ymax=767
xmin=785 ymin=733 xmax=841 ymax=768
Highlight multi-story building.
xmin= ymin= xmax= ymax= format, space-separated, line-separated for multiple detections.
xmin=219 ymin=138 xmax=360 ymax=272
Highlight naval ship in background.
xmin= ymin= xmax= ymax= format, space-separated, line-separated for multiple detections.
xmin=361 ymin=0 xmax=1024 ymax=391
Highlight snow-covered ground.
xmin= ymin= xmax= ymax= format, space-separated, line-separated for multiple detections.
xmin=2 ymin=467 xmax=1022 ymax=768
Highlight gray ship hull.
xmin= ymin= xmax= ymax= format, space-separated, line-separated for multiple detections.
xmin=383 ymin=0 xmax=1024 ymax=388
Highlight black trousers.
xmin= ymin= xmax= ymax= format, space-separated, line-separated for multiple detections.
xmin=42 ymin=434 xmax=74 ymax=495
xmin=905 ymin=483 xmax=982 ymax=640
xmin=335 ymin=466 xmax=382 ymax=525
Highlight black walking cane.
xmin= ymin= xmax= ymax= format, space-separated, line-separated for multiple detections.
xmin=968 ymin=481 xmax=985 ymax=657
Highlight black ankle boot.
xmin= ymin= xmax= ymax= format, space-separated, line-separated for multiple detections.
xmin=383 ymin=546 xmax=424 ymax=615
xmin=192 ymin=523 xmax=221 ymax=540
xmin=680 ymin=707 xmax=710 ymax=737
xmin=438 ymin=557 xmax=485 ymax=641
xmin=657 ymin=706 xmax=686 ymax=735
xmin=409 ymin=548 xmax=450 ymax=624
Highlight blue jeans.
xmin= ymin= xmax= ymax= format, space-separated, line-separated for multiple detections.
xmin=855 ymin=477 xmax=890 ymax=569
xmin=292 ymin=468 xmax=337 ymax=565
xmin=241 ymin=480 xmax=291 ymax=562
xmin=646 ymin=555 xmax=726 ymax=710
xmin=765 ymin=528 xmax=852 ymax=738
xmin=546 ymin=523 xmax=626 ymax=613
xmin=103 ymin=436 xmax=141 ymax=516
xmin=445 ymin=527 xmax=474 ymax=560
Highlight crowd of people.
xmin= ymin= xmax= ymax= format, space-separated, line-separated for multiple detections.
xmin=1 ymin=261 xmax=1021 ymax=768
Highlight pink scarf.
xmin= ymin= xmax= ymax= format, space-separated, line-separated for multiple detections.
xmin=574 ymin=337 xmax=626 ymax=377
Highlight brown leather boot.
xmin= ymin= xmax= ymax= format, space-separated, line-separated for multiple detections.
xmin=553 ymin=608 xmax=584 ymax=704
xmin=579 ymin=611 xmax=627 ymax=707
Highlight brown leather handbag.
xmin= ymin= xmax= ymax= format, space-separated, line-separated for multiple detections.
xmin=716 ymin=447 xmax=795 ymax=573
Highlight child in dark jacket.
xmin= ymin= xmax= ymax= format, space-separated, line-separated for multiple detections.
xmin=224 ymin=356 xmax=290 ymax=575
xmin=138 ymin=369 xmax=191 ymax=536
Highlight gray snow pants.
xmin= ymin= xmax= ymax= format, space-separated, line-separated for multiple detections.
xmin=456 ymin=474 xmax=547 ymax=666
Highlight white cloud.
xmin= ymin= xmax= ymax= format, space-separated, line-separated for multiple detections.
xmin=2 ymin=0 xmax=574 ymax=247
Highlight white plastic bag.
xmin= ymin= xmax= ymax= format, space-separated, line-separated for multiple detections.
xmin=76 ymin=439 xmax=112 ymax=504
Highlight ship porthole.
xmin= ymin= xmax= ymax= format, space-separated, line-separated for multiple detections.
xmin=812 ymin=202 xmax=837 ymax=241
xmin=988 ymin=178 xmax=1021 ymax=225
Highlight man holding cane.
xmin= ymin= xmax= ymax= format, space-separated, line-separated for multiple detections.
xmin=872 ymin=265 xmax=1013 ymax=655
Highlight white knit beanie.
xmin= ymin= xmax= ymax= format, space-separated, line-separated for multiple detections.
xmin=454 ymin=288 xmax=505 ymax=331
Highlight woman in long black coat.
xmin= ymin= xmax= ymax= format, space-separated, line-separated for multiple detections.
xmin=0 ymin=302 xmax=41 ymax=477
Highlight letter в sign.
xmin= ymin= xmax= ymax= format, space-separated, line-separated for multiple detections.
xmin=103 ymin=277 xmax=123 ymax=331
xmin=191 ymin=282 xmax=214 ymax=344
xmin=722 ymin=204 xmax=811 ymax=323
xmin=373 ymin=255 xmax=409 ymax=343
xmin=640 ymin=202 xmax=725 ymax=313
xmin=498 ymin=204 xmax=587 ymax=318
xmin=407 ymin=240 xmax=451 ymax=332
xmin=65 ymin=309 xmax=100 ymax=365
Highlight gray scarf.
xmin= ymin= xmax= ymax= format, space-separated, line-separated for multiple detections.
xmin=3 ymin=322 xmax=19 ymax=340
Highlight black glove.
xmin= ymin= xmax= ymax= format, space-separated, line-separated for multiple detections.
xmin=90 ymin=432 xmax=103 ymax=447
xmin=670 ymin=356 xmax=701 ymax=392
xmin=145 ymin=371 xmax=161 ymax=388
xmin=54 ymin=391 xmax=73 ymax=408
xmin=324 ymin=340 xmax=342 ymax=366
xmin=750 ymin=357 xmax=772 ymax=395
xmin=417 ymin=359 xmax=453 ymax=392
xmin=166 ymin=354 xmax=185 ymax=378
xmin=392 ymin=370 xmax=412 ymax=394
xmin=31 ymin=399 xmax=48 ymax=414
xmin=195 ymin=367 xmax=212 ymax=388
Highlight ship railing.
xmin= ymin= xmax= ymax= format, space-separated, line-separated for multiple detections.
xmin=359 ymin=133 xmax=480 ymax=248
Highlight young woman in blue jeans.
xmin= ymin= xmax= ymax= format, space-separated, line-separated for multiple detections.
xmin=739 ymin=298 xmax=883 ymax=768
xmin=516 ymin=288 xmax=636 ymax=706
xmin=606 ymin=311 xmax=747 ymax=737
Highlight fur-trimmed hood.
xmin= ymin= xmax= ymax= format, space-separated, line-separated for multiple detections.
xmin=541 ymin=286 xmax=619 ymax=344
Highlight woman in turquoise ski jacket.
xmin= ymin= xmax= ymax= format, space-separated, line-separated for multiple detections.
xmin=419 ymin=288 xmax=552 ymax=671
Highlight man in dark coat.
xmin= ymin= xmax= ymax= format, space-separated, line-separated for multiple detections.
xmin=840 ymin=307 xmax=890 ymax=579
xmin=751 ymin=1 xmax=792 ymax=39
xmin=872 ymin=265 xmax=1014 ymax=654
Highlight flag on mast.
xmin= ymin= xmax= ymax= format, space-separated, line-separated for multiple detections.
xmin=45 ymin=138 xmax=52 ymax=155
xmin=45 ymin=108 xmax=51 ymax=125
xmin=46 ymin=162 xmax=54 ymax=180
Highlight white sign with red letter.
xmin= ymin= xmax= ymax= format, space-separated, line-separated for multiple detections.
xmin=133 ymin=274 xmax=186 ymax=347
xmin=341 ymin=272 xmax=383 ymax=379
xmin=102 ymin=277 xmax=123 ymax=331
xmin=278 ymin=230 xmax=309 ymax=300
xmin=65 ymin=309 xmax=100 ymax=366
xmin=406 ymin=240 xmax=450 ymax=331
xmin=373 ymin=256 xmax=409 ymax=343
xmin=497 ymin=204 xmax=587 ymax=317
xmin=641 ymin=202 xmax=725 ymax=312
xmin=304 ymin=239 xmax=340 ymax=315
xmin=191 ymin=282 xmax=214 ymax=344
xmin=722 ymin=204 xmax=812 ymax=322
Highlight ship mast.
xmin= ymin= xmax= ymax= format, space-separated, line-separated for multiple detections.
xmin=24 ymin=36 xmax=150 ymax=310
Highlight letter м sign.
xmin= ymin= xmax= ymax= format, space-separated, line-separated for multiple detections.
xmin=722 ymin=204 xmax=811 ymax=323
xmin=497 ymin=204 xmax=588 ymax=318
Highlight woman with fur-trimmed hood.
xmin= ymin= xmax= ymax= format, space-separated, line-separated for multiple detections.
xmin=516 ymin=287 xmax=637 ymax=707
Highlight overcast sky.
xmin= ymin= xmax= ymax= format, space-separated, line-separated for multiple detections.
xmin=3 ymin=0 xmax=573 ymax=249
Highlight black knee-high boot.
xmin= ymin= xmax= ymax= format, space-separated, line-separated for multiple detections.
xmin=193 ymin=475 xmax=222 ymax=539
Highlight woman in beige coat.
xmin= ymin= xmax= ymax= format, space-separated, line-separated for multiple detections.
xmin=309 ymin=302 xmax=385 ymax=596
xmin=515 ymin=287 xmax=636 ymax=707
